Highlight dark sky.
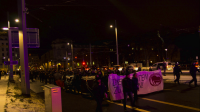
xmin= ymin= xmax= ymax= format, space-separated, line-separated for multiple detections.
xmin=0 ymin=0 xmax=199 ymax=52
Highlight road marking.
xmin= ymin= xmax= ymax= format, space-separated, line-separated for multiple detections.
xmin=142 ymin=98 xmax=200 ymax=111
xmin=106 ymin=100 xmax=150 ymax=112
xmin=66 ymin=89 xmax=81 ymax=94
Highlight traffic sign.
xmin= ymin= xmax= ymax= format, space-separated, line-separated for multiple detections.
xmin=4 ymin=61 xmax=10 ymax=65
xmin=4 ymin=61 xmax=18 ymax=65
xmin=11 ymin=61 xmax=18 ymax=65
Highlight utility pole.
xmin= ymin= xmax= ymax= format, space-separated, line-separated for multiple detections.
xmin=18 ymin=0 xmax=30 ymax=95
xmin=66 ymin=51 xmax=68 ymax=69
xmin=90 ymin=43 xmax=92 ymax=67
xmin=115 ymin=20 xmax=119 ymax=65
xmin=7 ymin=12 xmax=14 ymax=81
xmin=71 ymin=40 xmax=74 ymax=70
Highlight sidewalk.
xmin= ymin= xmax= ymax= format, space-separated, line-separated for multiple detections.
xmin=1 ymin=75 xmax=45 ymax=112
xmin=0 ymin=75 xmax=8 ymax=112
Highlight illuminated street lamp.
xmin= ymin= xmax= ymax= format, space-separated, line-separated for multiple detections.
xmin=110 ymin=20 xmax=119 ymax=65
xmin=15 ymin=19 xmax=19 ymax=22
xmin=65 ymin=42 xmax=74 ymax=69
xmin=2 ymin=15 xmax=19 ymax=81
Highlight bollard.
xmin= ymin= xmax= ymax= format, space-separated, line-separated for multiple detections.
xmin=44 ymin=84 xmax=62 ymax=112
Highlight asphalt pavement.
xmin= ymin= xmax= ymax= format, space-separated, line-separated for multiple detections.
xmin=29 ymin=73 xmax=200 ymax=112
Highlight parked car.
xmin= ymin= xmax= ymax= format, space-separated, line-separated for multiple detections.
xmin=149 ymin=62 xmax=175 ymax=71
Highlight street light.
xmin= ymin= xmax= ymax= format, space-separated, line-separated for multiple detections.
xmin=65 ymin=41 xmax=74 ymax=70
xmin=165 ymin=49 xmax=167 ymax=61
xmin=2 ymin=15 xmax=19 ymax=81
xmin=110 ymin=20 xmax=119 ymax=65
xmin=15 ymin=19 xmax=19 ymax=22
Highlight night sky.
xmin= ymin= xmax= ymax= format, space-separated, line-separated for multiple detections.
xmin=0 ymin=0 xmax=199 ymax=55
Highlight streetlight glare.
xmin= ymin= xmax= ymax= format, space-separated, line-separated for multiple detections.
xmin=15 ymin=19 xmax=19 ymax=22
xmin=110 ymin=25 xmax=113 ymax=28
xmin=2 ymin=27 xmax=8 ymax=30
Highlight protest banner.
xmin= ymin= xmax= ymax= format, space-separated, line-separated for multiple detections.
xmin=108 ymin=70 xmax=163 ymax=101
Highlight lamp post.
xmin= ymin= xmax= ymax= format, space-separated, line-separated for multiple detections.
xmin=165 ymin=49 xmax=167 ymax=61
xmin=2 ymin=12 xmax=19 ymax=81
xmin=110 ymin=20 xmax=119 ymax=65
xmin=66 ymin=41 xmax=74 ymax=70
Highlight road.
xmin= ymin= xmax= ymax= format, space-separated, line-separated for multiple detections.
xmin=29 ymin=73 xmax=200 ymax=112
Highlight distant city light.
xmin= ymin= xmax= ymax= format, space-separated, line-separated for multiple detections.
xmin=128 ymin=44 xmax=130 ymax=47
xmin=110 ymin=25 xmax=113 ymax=28
xmin=165 ymin=49 xmax=167 ymax=51
xmin=67 ymin=43 xmax=70 ymax=45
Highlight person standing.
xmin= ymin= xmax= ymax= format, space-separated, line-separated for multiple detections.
xmin=122 ymin=69 xmax=134 ymax=111
xmin=189 ymin=63 xmax=199 ymax=87
xmin=132 ymin=71 xmax=139 ymax=106
xmin=92 ymin=77 xmax=108 ymax=112
xmin=173 ymin=64 xmax=182 ymax=84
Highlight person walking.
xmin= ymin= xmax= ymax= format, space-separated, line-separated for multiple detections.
xmin=189 ymin=63 xmax=200 ymax=87
xmin=132 ymin=70 xmax=139 ymax=106
xmin=92 ymin=77 xmax=108 ymax=112
xmin=122 ymin=68 xmax=134 ymax=111
xmin=173 ymin=64 xmax=182 ymax=84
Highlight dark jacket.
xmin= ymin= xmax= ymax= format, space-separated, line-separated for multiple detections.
xmin=132 ymin=77 xmax=139 ymax=91
xmin=122 ymin=77 xmax=132 ymax=92
xmin=190 ymin=65 xmax=199 ymax=76
xmin=173 ymin=65 xmax=181 ymax=75
xmin=92 ymin=82 xmax=107 ymax=100
xmin=163 ymin=63 xmax=166 ymax=69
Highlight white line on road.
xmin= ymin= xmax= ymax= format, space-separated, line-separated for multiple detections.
xmin=142 ymin=98 xmax=200 ymax=111
xmin=106 ymin=100 xmax=150 ymax=112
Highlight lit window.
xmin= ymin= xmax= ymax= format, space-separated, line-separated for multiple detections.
xmin=152 ymin=48 xmax=153 ymax=50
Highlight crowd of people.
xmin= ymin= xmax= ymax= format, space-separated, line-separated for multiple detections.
xmin=14 ymin=63 xmax=198 ymax=112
